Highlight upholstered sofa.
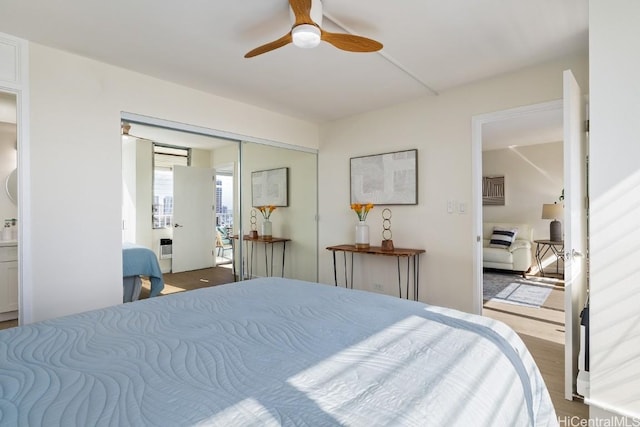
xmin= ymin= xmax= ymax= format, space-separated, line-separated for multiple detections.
xmin=483 ymin=222 xmax=533 ymax=273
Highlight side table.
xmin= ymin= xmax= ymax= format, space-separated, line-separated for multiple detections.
xmin=326 ymin=244 xmax=425 ymax=301
xmin=534 ymin=239 xmax=564 ymax=277
xmin=233 ymin=235 xmax=291 ymax=279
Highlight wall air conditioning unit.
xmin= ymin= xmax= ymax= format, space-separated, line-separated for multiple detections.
xmin=159 ymin=238 xmax=172 ymax=260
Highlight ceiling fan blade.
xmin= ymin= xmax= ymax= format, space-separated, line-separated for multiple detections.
xmin=321 ymin=31 xmax=383 ymax=53
xmin=244 ymin=33 xmax=293 ymax=58
xmin=289 ymin=0 xmax=314 ymax=26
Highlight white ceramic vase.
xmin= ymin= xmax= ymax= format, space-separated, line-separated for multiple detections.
xmin=355 ymin=220 xmax=370 ymax=249
xmin=261 ymin=219 xmax=272 ymax=239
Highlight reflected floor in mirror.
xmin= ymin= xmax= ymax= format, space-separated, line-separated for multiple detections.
xmin=140 ymin=265 xmax=234 ymax=299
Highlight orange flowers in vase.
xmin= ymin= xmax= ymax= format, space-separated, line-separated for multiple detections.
xmin=257 ymin=205 xmax=276 ymax=220
xmin=351 ymin=203 xmax=373 ymax=249
xmin=350 ymin=203 xmax=374 ymax=221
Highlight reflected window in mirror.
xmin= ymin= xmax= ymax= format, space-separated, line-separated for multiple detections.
xmin=153 ymin=144 xmax=190 ymax=229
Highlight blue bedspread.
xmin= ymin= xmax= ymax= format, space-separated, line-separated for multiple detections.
xmin=0 ymin=277 xmax=557 ymax=426
xmin=122 ymin=242 xmax=164 ymax=297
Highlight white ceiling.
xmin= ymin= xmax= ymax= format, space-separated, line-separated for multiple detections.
xmin=0 ymin=0 xmax=586 ymax=147
xmin=482 ymin=107 xmax=564 ymax=151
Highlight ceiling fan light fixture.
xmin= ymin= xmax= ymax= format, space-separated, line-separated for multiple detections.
xmin=292 ymin=24 xmax=321 ymax=48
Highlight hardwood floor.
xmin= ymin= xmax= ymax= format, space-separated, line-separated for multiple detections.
xmin=0 ymin=319 xmax=17 ymax=330
xmin=483 ymin=272 xmax=589 ymax=421
xmin=138 ymin=265 xmax=234 ymax=299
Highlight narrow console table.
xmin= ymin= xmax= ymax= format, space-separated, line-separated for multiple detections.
xmin=326 ymin=244 xmax=425 ymax=301
xmin=534 ymin=239 xmax=564 ymax=277
xmin=233 ymin=235 xmax=291 ymax=279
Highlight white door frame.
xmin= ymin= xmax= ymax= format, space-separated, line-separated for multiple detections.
xmin=562 ymin=69 xmax=589 ymax=400
xmin=470 ymin=99 xmax=564 ymax=315
xmin=1 ymin=33 xmax=31 ymax=325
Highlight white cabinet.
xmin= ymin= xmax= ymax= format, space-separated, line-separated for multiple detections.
xmin=0 ymin=242 xmax=18 ymax=319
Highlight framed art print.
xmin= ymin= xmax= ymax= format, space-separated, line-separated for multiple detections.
xmin=251 ymin=167 xmax=289 ymax=207
xmin=350 ymin=149 xmax=417 ymax=205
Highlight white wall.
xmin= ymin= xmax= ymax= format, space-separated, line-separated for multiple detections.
xmin=318 ymin=54 xmax=588 ymax=312
xmin=588 ymin=0 xmax=640 ymax=419
xmin=26 ymin=43 xmax=319 ymax=322
xmin=121 ymin=136 xmax=136 ymax=243
xmin=483 ymin=141 xmax=564 ymax=273
xmin=135 ymin=140 xmax=153 ymax=249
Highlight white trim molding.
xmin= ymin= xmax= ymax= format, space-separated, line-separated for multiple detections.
xmin=0 ymin=32 xmax=31 ymax=324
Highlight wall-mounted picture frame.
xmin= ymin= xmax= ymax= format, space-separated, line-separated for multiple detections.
xmin=251 ymin=167 xmax=289 ymax=207
xmin=482 ymin=175 xmax=505 ymax=206
xmin=350 ymin=149 xmax=418 ymax=205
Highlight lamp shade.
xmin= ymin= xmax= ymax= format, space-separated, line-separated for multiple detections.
xmin=541 ymin=203 xmax=563 ymax=220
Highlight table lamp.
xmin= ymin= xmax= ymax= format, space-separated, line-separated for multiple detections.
xmin=542 ymin=203 xmax=564 ymax=242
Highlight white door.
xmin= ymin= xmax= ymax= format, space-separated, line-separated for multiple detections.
xmin=563 ymin=69 xmax=589 ymax=400
xmin=172 ymin=165 xmax=216 ymax=273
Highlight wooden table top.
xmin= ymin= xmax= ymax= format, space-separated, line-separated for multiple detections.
xmin=326 ymin=244 xmax=425 ymax=257
xmin=233 ymin=234 xmax=290 ymax=243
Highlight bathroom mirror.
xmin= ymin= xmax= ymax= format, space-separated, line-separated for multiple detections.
xmin=5 ymin=168 xmax=17 ymax=205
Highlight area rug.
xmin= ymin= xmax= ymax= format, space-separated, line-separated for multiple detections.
xmin=490 ymin=282 xmax=554 ymax=307
xmin=483 ymin=271 xmax=558 ymax=308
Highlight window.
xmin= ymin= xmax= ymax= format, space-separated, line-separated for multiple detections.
xmin=215 ymin=172 xmax=234 ymax=228
xmin=153 ymin=144 xmax=190 ymax=228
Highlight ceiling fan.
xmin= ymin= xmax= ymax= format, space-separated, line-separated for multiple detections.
xmin=244 ymin=0 xmax=383 ymax=58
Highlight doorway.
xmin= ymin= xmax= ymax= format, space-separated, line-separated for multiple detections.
xmin=0 ymin=92 xmax=18 ymax=324
xmin=472 ymin=100 xmax=565 ymax=313
xmin=472 ymin=70 xmax=589 ymax=404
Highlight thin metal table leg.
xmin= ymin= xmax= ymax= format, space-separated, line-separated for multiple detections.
xmin=244 ymin=240 xmax=248 ymax=279
xmin=414 ymin=255 xmax=420 ymax=301
xmin=397 ymin=257 xmax=401 ymax=298
xmin=343 ymin=252 xmax=348 ymax=288
xmin=281 ymin=242 xmax=286 ymax=277
xmin=250 ymin=241 xmax=256 ymax=279
xmin=406 ymin=257 xmax=410 ymax=300
xmin=536 ymin=243 xmax=545 ymax=277
xmin=349 ymin=252 xmax=354 ymax=289
xmin=332 ymin=251 xmax=338 ymax=286
xmin=231 ymin=239 xmax=236 ymax=281
xmin=264 ymin=242 xmax=269 ymax=276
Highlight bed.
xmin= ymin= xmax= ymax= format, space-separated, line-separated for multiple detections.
xmin=122 ymin=242 xmax=164 ymax=302
xmin=0 ymin=277 xmax=557 ymax=426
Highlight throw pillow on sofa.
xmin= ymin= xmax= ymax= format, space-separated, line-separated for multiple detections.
xmin=489 ymin=227 xmax=518 ymax=248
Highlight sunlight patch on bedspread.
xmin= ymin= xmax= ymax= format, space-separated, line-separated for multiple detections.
xmin=287 ymin=314 xmax=530 ymax=426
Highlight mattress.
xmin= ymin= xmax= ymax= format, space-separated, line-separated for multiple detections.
xmin=0 ymin=277 xmax=557 ymax=426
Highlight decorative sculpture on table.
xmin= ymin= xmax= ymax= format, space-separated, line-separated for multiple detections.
xmin=381 ymin=208 xmax=394 ymax=251
xmin=250 ymin=209 xmax=258 ymax=238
